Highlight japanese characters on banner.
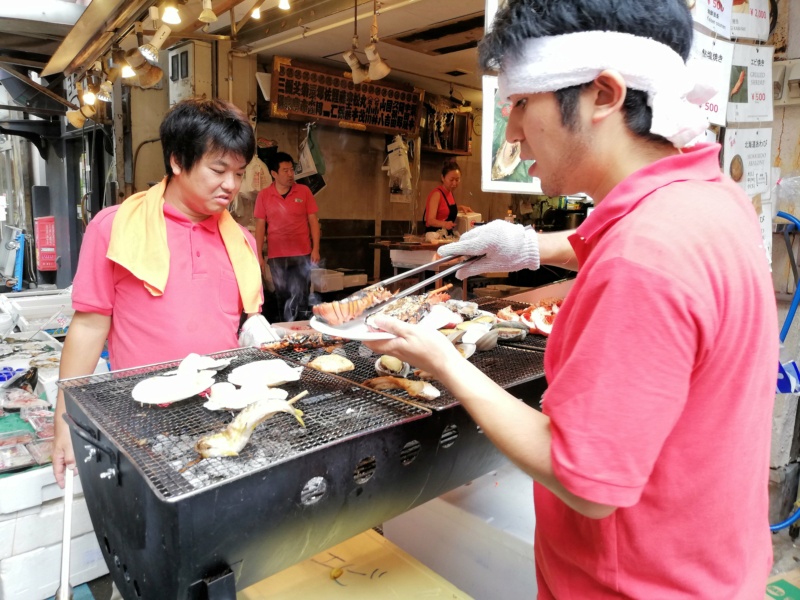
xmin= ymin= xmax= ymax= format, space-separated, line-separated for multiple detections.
xmin=726 ymin=44 xmax=774 ymax=123
xmin=689 ymin=32 xmax=734 ymax=126
xmin=722 ymin=127 xmax=772 ymax=196
xmin=730 ymin=0 xmax=770 ymax=41
xmin=690 ymin=0 xmax=733 ymax=38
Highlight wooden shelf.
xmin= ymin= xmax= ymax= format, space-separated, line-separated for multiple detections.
xmin=420 ymin=146 xmax=472 ymax=156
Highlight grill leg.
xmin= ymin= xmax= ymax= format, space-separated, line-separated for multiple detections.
xmin=201 ymin=567 xmax=237 ymax=600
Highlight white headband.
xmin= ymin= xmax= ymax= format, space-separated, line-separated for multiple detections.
xmin=497 ymin=31 xmax=715 ymax=148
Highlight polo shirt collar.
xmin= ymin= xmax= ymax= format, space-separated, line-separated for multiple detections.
xmin=163 ymin=201 xmax=220 ymax=233
xmin=573 ymin=143 xmax=722 ymax=248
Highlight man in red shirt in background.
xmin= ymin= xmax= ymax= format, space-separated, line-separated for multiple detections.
xmin=367 ymin=0 xmax=778 ymax=597
xmin=254 ymin=152 xmax=321 ymax=322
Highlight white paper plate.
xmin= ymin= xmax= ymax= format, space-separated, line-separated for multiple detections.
xmin=309 ymin=305 xmax=460 ymax=341
xmin=131 ymin=374 xmax=216 ymax=405
xmin=227 ymin=360 xmax=303 ymax=387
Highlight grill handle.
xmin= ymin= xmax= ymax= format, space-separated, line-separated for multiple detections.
xmin=63 ymin=413 xmax=121 ymax=485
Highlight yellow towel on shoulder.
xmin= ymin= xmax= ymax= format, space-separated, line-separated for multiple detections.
xmin=106 ymin=178 xmax=262 ymax=314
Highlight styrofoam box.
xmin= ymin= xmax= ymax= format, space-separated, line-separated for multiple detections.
xmin=384 ymin=461 xmax=537 ymax=600
xmin=310 ymin=269 xmax=344 ymax=293
xmin=342 ymin=273 xmax=368 ymax=288
xmin=0 ymin=531 xmax=107 ymax=600
xmin=389 ymin=249 xmax=438 ymax=267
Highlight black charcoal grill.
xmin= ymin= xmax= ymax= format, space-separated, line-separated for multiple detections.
xmin=60 ymin=345 xmax=546 ymax=599
xmin=474 ymin=297 xmax=549 ymax=351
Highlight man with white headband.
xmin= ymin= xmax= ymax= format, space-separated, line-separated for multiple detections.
xmin=366 ymin=0 xmax=777 ymax=597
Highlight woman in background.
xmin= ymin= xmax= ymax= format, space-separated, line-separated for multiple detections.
xmin=423 ymin=159 xmax=472 ymax=232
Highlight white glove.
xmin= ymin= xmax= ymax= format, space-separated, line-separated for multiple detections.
xmin=238 ymin=314 xmax=281 ymax=347
xmin=437 ymin=220 xmax=540 ymax=280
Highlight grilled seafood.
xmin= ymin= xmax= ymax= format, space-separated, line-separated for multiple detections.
xmin=194 ymin=391 xmax=307 ymax=458
xmin=312 ymin=284 xmax=396 ymax=326
xmin=365 ymin=284 xmax=453 ymax=329
xmin=363 ymin=376 xmax=441 ymax=400
xmin=308 ymin=354 xmax=355 ymax=374
xmin=261 ymin=332 xmax=343 ymax=352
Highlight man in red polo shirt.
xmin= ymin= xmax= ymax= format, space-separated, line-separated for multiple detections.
xmin=254 ymin=152 xmax=321 ymax=322
xmin=366 ymin=0 xmax=777 ymax=597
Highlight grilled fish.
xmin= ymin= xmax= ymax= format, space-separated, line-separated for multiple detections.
xmin=194 ymin=394 xmax=306 ymax=458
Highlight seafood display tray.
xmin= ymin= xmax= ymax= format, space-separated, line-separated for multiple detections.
xmin=58 ymin=346 xmax=539 ymax=600
xmin=473 ymin=297 xmax=549 ymax=351
xmin=267 ymin=341 xmax=546 ymax=410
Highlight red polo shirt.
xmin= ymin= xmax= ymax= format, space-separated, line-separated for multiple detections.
xmin=73 ymin=203 xmax=258 ymax=370
xmin=254 ymin=183 xmax=318 ymax=259
xmin=536 ymin=144 xmax=777 ymax=598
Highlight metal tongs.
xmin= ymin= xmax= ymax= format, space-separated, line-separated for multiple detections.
xmin=56 ymin=468 xmax=74 ymax=600
xmin=357 ymin=254 xmax=482 ymax=321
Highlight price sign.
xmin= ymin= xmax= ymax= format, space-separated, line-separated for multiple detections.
xmin=691 ymin=0 xmax=733 ymax=39
xmin=689 ymin=32 xmax=734 ymax=126
xmin=726 ymin=44 xmax=774 ymax=123
xmin=730 ymin=0 xmax=770 ymax=41
xmin=722 ymin=127 xmax=771 ymax=196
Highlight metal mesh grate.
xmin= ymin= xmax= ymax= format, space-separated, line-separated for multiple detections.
xmin=474 ymin=298 xmax=548 ymax=351
xmin=266 ymin=341 xmax=545 ymax=409
xmin=59 ymin=348 xmax=428 ymax=500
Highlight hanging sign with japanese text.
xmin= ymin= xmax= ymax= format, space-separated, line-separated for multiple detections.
xmin=725 ymin=44 xmax=774 ymax=123
xmin=689 ymin=32 xmax=734 ymax=126
xmin=730 ymin=0 xmax=770 ymax=41
xmin=691 ymin=0 xmax=733 ymax=39
xmin=722 ymin=127 xmax=772 ymax=196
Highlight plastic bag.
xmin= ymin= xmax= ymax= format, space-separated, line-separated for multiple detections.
xmin=775 ymin=173 xmax=800 ymax=216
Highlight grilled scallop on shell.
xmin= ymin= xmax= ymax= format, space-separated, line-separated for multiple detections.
xmin=308 ymin=354 xmax=355 ymax=374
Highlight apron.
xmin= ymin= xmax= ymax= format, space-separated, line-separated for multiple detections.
xmin=424 ymin=187 xmax=458 ymax=232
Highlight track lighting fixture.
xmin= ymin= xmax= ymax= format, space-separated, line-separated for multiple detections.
xmin=343 ymin=0 xmax=369 ymax=84
xmin=278 ymin=0 xmax=290 ymax=10
xmin=139 ymin=24 xmax=172 ymax=63
xmin=198 ymin=0 xmax=217 ymax=23
xmin=125 ymin=48 xmax=164 ymax=88
xmin=365 ymin=1 xmax=390 ymax=80
xmin=162 ymin=2 xmax=182 ymax=24
xmin=66 ymin=104 xmax=96 ymax=129
xmin=82 ymin=78 xmax=98 ymax=105
xmin=96 ymin=80 xmax=113 ymax=103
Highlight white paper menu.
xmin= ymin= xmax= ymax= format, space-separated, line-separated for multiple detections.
xmin=691 ymin=0 xmax=734 ymax=39
xmin=689 ymin=32 xmax=734 ymax=126
xmin=722 ymin=127 xmax=772 ymax=196
xmin=730 ymin=0 xmax=770 ymax=41
xmin=725 ymin=43 xmax=774 ymax=123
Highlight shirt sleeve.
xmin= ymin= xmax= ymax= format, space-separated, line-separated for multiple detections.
xmin=71 ymin=209 xmax=117 ymax=316
xmin=305 ymin=187 xmax=319 ymax=214
xmin=545 ymin=257 xmax=701 ymax=508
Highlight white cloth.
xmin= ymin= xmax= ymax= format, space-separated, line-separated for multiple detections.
xmin=437 ymin=220 xmax=540 ymax=279
xmin=238 ymin=314 xmax=281 ymax=347
xmin=497 ymin=31 xmax=716 ymax=148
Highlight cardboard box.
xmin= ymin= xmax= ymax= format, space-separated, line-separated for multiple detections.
xmin=310 ymin=269 xmax=344 ymax=293
xmin=239 ymin=529 xmax=472 ymax=599
xmin=767 ymin=569 xmax=800 ymax=599
xmin=384 ymin=461 xmax=536 ymax=600
xmin=389 ymin=249 xmax=438 ymax=267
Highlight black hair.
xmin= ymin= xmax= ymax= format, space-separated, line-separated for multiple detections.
xmin=441 ymin=159 xmax=460 ymax=178
xmin=268 ymin=151 xmax=295 ymax=175
xmin=160 ymin=98 xmax=255 ymax=179
xmin=479 ymin=0 xmax=693 ymax=141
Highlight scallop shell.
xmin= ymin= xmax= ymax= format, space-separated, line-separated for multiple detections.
xmin=472 ymin=314 xmax=497 ymax=325
xmin=455 ymin=343 xmax=476 ymax=360
xmin=455 ymin=320 xmax=486 ymax=331
xmin=374 ymin=356 xmax=411 ymax=378
xmin=492 ymin=321 xmax=528 ymax=341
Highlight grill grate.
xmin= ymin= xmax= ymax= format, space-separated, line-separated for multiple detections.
xmin=266 ymin=340 xmax=545 ymax=409
xmin=474 ymin=298 xmax=549 ymax=351
xmin=59 ymin=347 xmax=428 ymax=500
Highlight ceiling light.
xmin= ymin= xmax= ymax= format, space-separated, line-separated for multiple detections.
xmin=96 ymin=80 xmax=113 ymax=103
xmin=365 ymin=44 xmax=390 ymax=80
xmin=82 ymin=80 xmax=97 ymax=106
xmin=278 ymin=0 xmax=290 ymax=10
xmin=251 ymin=6 xmax=261 ymax=18
xmin=343 ymin=51 xmax=369 ymax=85
xmin=162 ymin=4 xmax=182 ymax=25
xmin=139 ymin=24 xmax=172 ymax=63
xmin=125 ymin=48 xmax=164 ymax=88
xmin=199 ymin=0 xmax=217 ymax=23
xmin=66 ymin=104 xmax=96 ymax=129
